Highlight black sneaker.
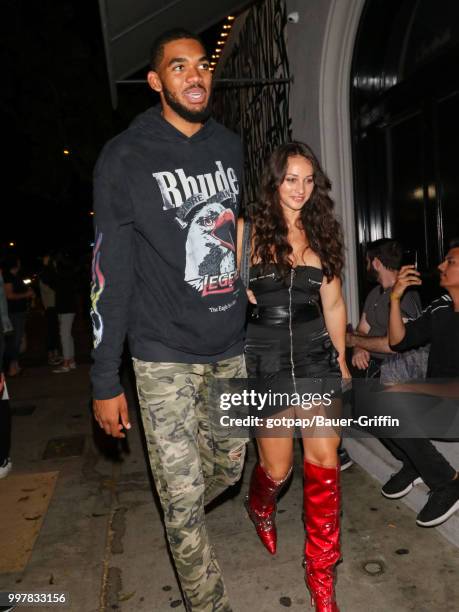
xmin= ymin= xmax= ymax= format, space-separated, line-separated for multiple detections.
xmin=338 ymin=448 xmax=353 ymax=472
xmin=416 ymin=478 xmax=459 ymax=527
xmin=381 ymin=466 xmax=423 ymax=499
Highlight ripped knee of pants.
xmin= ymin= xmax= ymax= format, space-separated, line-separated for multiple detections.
xmin=228 ymin=443 xmax=246 ymax=463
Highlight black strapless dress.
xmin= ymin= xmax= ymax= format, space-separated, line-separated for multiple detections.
xmin=244 ymin=265 xmax=340 ymax=404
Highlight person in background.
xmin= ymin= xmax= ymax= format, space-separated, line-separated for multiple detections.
xmin=2 ymin=256 xmax=34 ymax=377
xmin=387 ymin=239 xmax=459 ymax=527
xmin=346 ymin=239 xmax=421 ymax=376
xmin=39 ymin=253 xmax=62 ymax=366
xmin=346 ymin=239 xmax=424 ymax=500
xmin=52 ymin=252 xmax=78 ymax=373
xmin=0 ymin=267 xmax=13 ymax=478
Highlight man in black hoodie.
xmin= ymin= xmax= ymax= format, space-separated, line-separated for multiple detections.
xmin=91 ymin=29 xmax=247 ymax=611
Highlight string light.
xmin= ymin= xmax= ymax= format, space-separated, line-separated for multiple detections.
xmin=212 ymin=15 xmax=236 ymax=70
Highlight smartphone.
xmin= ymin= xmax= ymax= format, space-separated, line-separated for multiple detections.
xmin=402 ymin=249 xmax=418 ymax=269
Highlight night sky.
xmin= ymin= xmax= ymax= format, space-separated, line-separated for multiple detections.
xmin=1 ymin=0 xmax=222 ymax=268
xmin=3 ymin=1 xmax=110 ymax=259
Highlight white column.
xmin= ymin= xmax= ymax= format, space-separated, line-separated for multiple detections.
xmin=319 ymin=0 xmax=366 ymax=325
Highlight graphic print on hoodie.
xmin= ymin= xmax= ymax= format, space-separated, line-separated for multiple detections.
xmin=90 ymin=106 xmax=247 ymax=399
xmin=152 ymin=164 xmax=239 ymax=298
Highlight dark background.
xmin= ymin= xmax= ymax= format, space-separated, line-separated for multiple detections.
xmin=351 ymin=0 xmax=459 ymax=303
xmin=0 ymin=0 xmax=221 ymax=272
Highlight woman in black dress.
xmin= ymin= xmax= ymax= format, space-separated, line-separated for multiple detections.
xmin=237 ymin=142 xmax=349 ymax=612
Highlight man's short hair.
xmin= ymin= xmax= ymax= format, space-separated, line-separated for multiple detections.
xmin=366 ymin=238 xmax=403 ymax=271
xmin=149 ymin=28 xmax=205 ymax=71
xmin=448 ymin=237 xmax=459 ymax=250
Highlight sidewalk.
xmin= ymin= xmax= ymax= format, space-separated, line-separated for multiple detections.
xmin=1 ymin=362 xmax=459 ymax=612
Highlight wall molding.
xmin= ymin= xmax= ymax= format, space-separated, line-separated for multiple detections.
xmin=319 ymin=0 xmax=366 ymax=324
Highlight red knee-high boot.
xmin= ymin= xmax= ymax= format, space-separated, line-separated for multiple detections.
xmin=245 ymin=463 xmax=292 ymax=555
xmin=303 ymin=460 xmax=341 ymax=612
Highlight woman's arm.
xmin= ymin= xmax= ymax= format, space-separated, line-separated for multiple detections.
xmin=236 ymin=217 xmax=244 ymax=271
xmin=236 ymin=217 xmax=257 ymax=304
xmin=320 ymin=276 xmax=350 ymax=378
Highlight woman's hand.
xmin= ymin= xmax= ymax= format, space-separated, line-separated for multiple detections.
xmin=392 ymin=265 xmax=422 ymax=299
xmin=339 ymin=361 xmax=352 ymax=395
xmin=246 ymin=288 xmax=257 ymax=304
xmin=339 ymin=360 xmax=351 ymax=379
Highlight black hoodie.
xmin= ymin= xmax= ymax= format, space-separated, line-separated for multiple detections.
xmin=90 ymin=106 xmax=247 ymax=399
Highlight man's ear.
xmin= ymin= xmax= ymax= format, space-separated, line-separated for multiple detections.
xmin=372 ymin=257 xmax=382 ymax=271
xmin=147 ymin=71 xmax=162 ymax=93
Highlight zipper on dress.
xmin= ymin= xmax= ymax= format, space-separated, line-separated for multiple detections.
xmin=249 ymin=272 xmax=276 ymax=283
xmin=288 ymin=268 xmax=297 ymax=394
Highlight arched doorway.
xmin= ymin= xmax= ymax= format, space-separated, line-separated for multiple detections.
xmin=351 ymin=0 xmax=459 ymax=299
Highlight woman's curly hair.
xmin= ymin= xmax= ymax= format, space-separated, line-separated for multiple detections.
xmin=247 ymin=141 xmax=344 ymax=281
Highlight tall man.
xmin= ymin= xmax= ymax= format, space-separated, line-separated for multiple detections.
xmin=91 ymin=29 xmax=247 ymax=611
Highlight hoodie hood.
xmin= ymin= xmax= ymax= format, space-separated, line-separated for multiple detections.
xmin=129 ymin=105 xmax=216 ymax=143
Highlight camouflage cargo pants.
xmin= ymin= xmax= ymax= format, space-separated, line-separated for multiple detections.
xmin=133 ymin=354 xmax=247 ymax=612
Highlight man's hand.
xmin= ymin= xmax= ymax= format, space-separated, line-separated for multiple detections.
xmin=93 ymin=392 xmax=131 ymax=439
xmin=346 ymin=332 xmax=356 ymax=348
xmin=352 ymin=347 xmax=370 ymax=370
xmin=392 ymin=265 xmax=422 ymax=299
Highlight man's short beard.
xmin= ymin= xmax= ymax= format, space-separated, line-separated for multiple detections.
xmin=163 ymin=87 xmax=212 ymax=123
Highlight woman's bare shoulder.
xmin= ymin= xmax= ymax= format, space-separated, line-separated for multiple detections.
xmin=305 ymin=248 xmax=322 ymax=269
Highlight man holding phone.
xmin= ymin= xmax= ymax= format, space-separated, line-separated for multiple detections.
xmin=387 ymin=239 xmax=459 ymax=527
